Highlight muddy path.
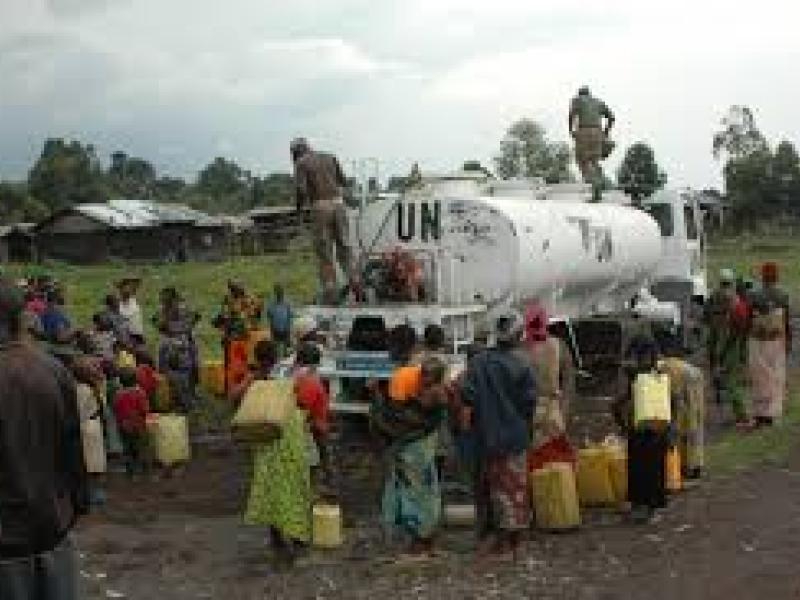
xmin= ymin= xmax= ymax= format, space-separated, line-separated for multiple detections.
xmin=76 ymin=431 xmax=800 ymax=600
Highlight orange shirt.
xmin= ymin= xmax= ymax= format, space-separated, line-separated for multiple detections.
xmin=388 ymin=366 xmax=422 ymax=404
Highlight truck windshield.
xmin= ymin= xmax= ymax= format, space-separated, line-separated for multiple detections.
xmin=643 ymin=203 xmax=674 ymax=237
xmin=684 ymin=205 xmax=698 ymax=240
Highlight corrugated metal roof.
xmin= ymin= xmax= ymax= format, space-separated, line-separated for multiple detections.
xmin=0 ymin=223 xmax=35 ymax=237
xmin=248 ymin=205 xmax=295 ymax=218
xmin=75 ymin=200 xmax=215 ymax=228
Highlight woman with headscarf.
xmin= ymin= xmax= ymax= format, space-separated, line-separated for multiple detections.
xmin=154 ymin=287 xmax=200 ymax=412
xmin=375 ymin=324 xmax=446 ymax=560
xmin=213 ymin=280 xmax=261 ymax=393
xmin=231 ymin=340 xmax=312 ymax=565
xmin=517 ymin=302 xmax=564 ymax=453
xmin=708 ymin=269 xmax=750 ymax=427
xmin=749 ymin=262 xmax=790 ymax=426
xmin=462 ymin=312 xmax=535 ymax=560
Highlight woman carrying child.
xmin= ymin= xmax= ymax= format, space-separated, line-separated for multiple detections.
xmin=376 ymin=325 xmax=447 ymax=560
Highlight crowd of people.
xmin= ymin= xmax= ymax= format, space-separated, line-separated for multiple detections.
xmin=706 ymin=261 xmax=791 ymax=430
xmin=0 ymin=272 xmax=302 ymax=596
xmin=0 ymin=259 xmax=791 ymax=595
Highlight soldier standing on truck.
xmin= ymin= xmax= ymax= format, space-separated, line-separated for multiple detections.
xmin=291 ymin=137 xmax=354 ymax=305
xmin=569 ymin=86 xmax=615 ymax=197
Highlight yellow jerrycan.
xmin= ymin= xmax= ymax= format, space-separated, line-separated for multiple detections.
xmin=576 ymin=447 xmax=616 ymax=506
xmin=665 ymin=446 xmax=682 ymax=493
xmin=312 ymin=504 xmax=344 ymax=548
xmin=531 ymin=462 xmax=581 ymax=531
xmin=154 ymin=414 xmax=191 ymax=467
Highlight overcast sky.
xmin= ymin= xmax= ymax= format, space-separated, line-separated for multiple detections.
xmin=2 ymin=0 xmax=799 ymax=188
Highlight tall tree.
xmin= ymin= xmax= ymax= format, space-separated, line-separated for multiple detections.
xmin=712 ymin=105 xmax=768 ymax=161
xmin=616 ymin=142 xmax=667 ymax=203
xmin=28 ymin=138 xmax=107 ymax=210
xmin=712 ymin=106 xmax=775 ymax=227
xmin=770 ymin=140 xmax=800 ymax=214
xmin=152 ymin=176 xmax=187 ymax=202
xmin=107 ymin=150 xmax=157 ymax=198
xmin=251 ymin=173 xmax=295 ymax=207
xmin=0 ymin=182 xmax=48 ymax=225
xmin=494 ymin=119 xmax=573 ymax=183
xmin=196 ymin=157 xmax=249 ymax=211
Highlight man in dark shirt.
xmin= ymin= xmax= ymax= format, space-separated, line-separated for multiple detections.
xmin=291 ymin=137 xmax=353 ymax=304
xmin=568 ymin=86 xmax=615 ymax=191
xmin=462 ymin=311 xmax=536 ymax=560
xmin=0 ymin=280 xmax=88 ymax=599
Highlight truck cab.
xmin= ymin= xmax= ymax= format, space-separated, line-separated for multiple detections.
xmin=638 ymin=189 xmax=708 ymax=347
xmin=640 ymin=189 xmax=708 ymax=302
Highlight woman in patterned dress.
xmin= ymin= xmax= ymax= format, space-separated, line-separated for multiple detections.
xmin=229 ymin=340 xmax=312 ymax=565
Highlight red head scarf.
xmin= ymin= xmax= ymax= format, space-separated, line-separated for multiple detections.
xmin=524 ymin=302 xmax=549 ymax=344
xmin=761 ymin=262 xmax=779 ymax=285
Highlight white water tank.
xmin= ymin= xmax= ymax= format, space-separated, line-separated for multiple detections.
xmin=355 ymin=192 xmax=662 ymax=318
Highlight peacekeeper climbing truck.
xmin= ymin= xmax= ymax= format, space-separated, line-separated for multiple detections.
xmin=299 ymin=172 xmax=707 ymax=409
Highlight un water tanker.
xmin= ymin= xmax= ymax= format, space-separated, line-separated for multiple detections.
xmin=354 ymin=186 xmax=663 ymax=320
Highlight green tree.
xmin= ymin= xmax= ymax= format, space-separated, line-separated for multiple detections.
xmin=616 ymin=142 xmax=667 ymax=203
xmin=153 ymin=176 xmax=187 ymax=202
xmin=712 ymin=105 xmax=768 ymax=161
xmin=712 ymin=106 xmax=776 ymax=227
xmin=494 ymin=119 xmax=573 ymax=183
xmin=771 ymin=140 xmax=800 ymax=214
xmin=107 ymin=151 xmax=157 ymax=198
xmin=28 ymin=138 xmax=108 ymax=210
xmin=252 ymin=173 xmax=295 ymax=207
xmin=0 ymin=182 xmax=49 ymax=224
xmin=195 ymin=157 xmax=250 ymax=212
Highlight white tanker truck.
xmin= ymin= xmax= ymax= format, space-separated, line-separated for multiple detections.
xmin=298 ymin=174 xmax=707 ymax=404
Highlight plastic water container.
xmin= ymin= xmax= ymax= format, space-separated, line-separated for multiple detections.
xmin=633 ymin=373 xmax=671 ymax=425
xmin=444 ymin=504 xmax=476 ymax=528
xmin=81 ymin=418 xmax=107 ymax=474
xmin=531 ymin=462 xmax=581 ymax=530
xmin=576 ymin=447 xmax=616 ymax=506
xmin=232 ymin=379 xmax=295 ymax=431
xmin=312 ymin=504 xmax=343 ymax=548
xmin=666 ymin=447 xmax=682 ymax=493
xmin=606 ymin=448 xmax=628 ymax=503
xmin=154 ymin=414 xmax=191 ymax=466
xmin=200 ymin=360 xmax=225 ymax=396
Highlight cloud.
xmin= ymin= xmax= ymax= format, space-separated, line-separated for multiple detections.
xmin=0 ymin=0 xmax=798 ymax=190
xmin=45 ymin=0 xmax=118 ymax=18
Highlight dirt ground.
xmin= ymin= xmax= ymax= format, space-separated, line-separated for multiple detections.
xmin=76 ymin=423 xmax=800 ymax=600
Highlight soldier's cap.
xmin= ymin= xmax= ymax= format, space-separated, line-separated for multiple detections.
xmin=290 ymin=137 xmax=310 ymax=153
xmin=578 ymin=85 xmax=590 ymax=96
xmin=719 ymin=268 xmax=735 ymax=284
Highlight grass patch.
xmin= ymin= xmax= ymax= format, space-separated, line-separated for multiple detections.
xmin=1 ymin=251 xmax=318 ymax=358
xmin=707 ymin=385 xmax=800 ymax=474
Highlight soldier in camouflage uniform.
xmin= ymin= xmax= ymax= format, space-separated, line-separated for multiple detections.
xmin=291 ymin=138 xmax=353 ymax=305
xmin=568 ymin=86 xmax=615 ymax=191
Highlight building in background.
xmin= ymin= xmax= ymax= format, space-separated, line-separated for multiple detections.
xmin=34 ymin=200 xmax=230 ymax=264
xmin=0 ymin=223 xmax=36 ymax=263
